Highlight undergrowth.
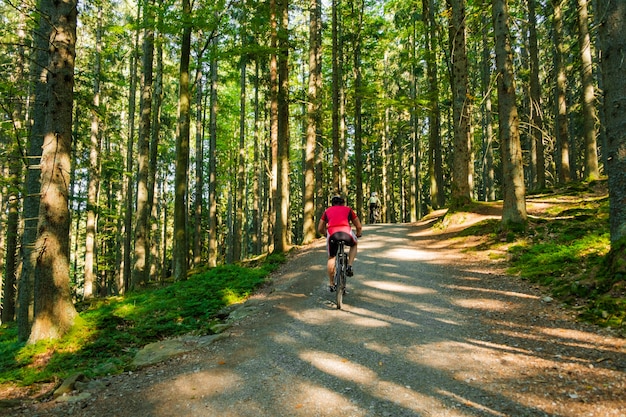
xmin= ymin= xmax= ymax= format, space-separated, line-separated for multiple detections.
xmin=0 ymin=253 xmax=285 ymax=387
xmin=461 ymin=182 xmax=624 ymax=329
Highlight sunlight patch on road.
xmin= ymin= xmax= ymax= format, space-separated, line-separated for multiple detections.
xmin=363 ymin=280 xmax=436 ymax=295
xmin=283 ymin=382 xmax=365 ymax=416
xmin=451 ymin=298 xmax=512 ymax=311
xmin=342 ymin=304 xmax=420 ymax=328
xmin=444 ymin=284 xmax=540 ymax=300
xmin=381 ymin=247 xmax=431 ymax=261
xmin=435 ymin=389 xmax=508 ymax=417
xmin=166 ymin=367 xmax=243 ymax=398
xmin=300 ymin=350 xmax=377 ymax=384
xmin=371 ymin=381 xmax=454 ymax=415
xmin=539 ymin=327 xmax=625 ymax=353
xmin=406 ymin=341 xmax=531 ymax=380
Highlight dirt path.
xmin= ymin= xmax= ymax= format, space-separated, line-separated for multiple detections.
xmin=11 ymin=219 xmax=626 ymax=417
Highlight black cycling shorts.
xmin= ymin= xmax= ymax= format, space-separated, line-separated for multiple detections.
xmin=327 ymin=231 xmax=357 ymax=257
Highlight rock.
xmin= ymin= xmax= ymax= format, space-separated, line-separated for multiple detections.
xmin=132 ymin=334 xmax=227 ymax=368
xmin=53 ymin=373 xmax=85 ymax=398
xmin=55 ymin=392 xmax=92 ymax=403
xmin=132 ymin=340 xmax=192 ymax=368
xmin=0 ymin=399 xmax=24 ymax=409
xmin=226 ymin=305 xmax=259 ymax=322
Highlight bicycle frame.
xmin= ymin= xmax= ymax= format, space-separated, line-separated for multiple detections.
xmin=333 ymin=240 xmax=348 ymax=309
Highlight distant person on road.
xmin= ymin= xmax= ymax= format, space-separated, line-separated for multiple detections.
xmin=318 ymin=195 xmax=363 ymax=292
xmin=368 ymin=191 xmax=381 ymax=223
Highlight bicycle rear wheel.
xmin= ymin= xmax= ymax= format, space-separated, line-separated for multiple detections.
xmin=335 ymin=248 xmax=346 ymax=309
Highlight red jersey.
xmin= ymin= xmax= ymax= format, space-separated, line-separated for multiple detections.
xmin=321 ymin=205 xmax=358 ymax=236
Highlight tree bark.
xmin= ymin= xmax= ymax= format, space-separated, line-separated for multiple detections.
xmin=207 ymin=39 xmax=218 ymax=267
xmin=274 ymin=0 xmax=290 ymax=253
xmin=2 ymin=13 xmax=26 ymax=323
xmin=527 ymin=0 xmax=546 ymax=190
xmin=84 ymin=3 xmax=103 ymax=298
xmin=448 ymin=0 xmax=473 ymax=207
xmin=353 ymin=0 xmax=364 ymax=220
xmin=172 ymin=0 xmax=192 ymax=281
xmin=132 ymin=0 xmax=155 ymax=288
xmin=122 ymin=5 xmax=142 ymax=293
xmin=577 ymin=0 xmax=600 ymax=181
xmin=269 ymin=0 xmax=279 ymax=254
xmin=598 ymin=1 xmax=626 ymax=247
xmin=424 ymin=0 xmax=444 ymax=209
xmin=493 ymin=0 xmax=527 ymax=229
xmin=552 ymin=0 xmax=572 ymax=183
xmin=480 ymin=10 xmax=496 ymax=202
xmin=234 ymin=25 xmax=247 ymax=261
xmin=303 ymin=0 xmax=321 ymax=244
xmin=29 ymin=0 xmax=79 ymax=342
xmin=331 ymin=0 xmax=341 ymax=193
xmin=193 ymin=53 xmax=204 ymax=267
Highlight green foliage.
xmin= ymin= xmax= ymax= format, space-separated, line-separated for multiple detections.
xmin=505 ymin=194 xmax=624 ymax=328
xmin=450 ymin=186 xmax=623 ymax=329
xmin=0 ymin=255 xmax=284 ymax=387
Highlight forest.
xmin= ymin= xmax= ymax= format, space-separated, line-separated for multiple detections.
xmin=0 ymin=0 xmax=625 ymax=344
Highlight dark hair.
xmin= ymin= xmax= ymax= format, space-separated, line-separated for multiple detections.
xmin=331 ymin=195 xmax=345 ymax=206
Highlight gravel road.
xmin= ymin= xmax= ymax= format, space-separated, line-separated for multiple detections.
xmin=11 ymin=221 xmax=626 ymax=417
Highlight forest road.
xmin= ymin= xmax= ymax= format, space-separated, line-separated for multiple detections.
xmin=15 ymin=221 xmax=626 ymax=417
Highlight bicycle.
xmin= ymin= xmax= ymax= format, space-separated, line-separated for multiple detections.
xmin=333 ymin=239 xmax=349 ymax=309
xmin=369 ymin=205 xmax=380 ymax=224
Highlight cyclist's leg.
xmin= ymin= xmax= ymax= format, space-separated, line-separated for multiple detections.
xmin=327 ymin=235 xmax=340 ymax=287
xmin=327 ymin=256 xmax=336 ymax=286
xmin=347 ymin=231 xmax=358 ymax=274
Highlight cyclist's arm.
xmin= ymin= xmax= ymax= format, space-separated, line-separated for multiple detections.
xmin=317 ymin=217 xmax=327 ymax=236
xmin=352 ymin=216 xmax=363 ymax=237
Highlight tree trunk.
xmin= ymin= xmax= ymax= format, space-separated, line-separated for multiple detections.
xmin=2 ymin=13 xmax=26 ymax=324
xmin=148 ymin=22 xmax=164 ymax=279
xmin=448 ymin=0 xmax=473 ymax=207
xmin=527 ymin=0 xmax=546 ymax=190
xmin=234 ymin=32 xmax=247 ymax=261
xmin=17 ymin=0 xmax=50 ymax=341
xmin=274 ymin=0 xmax=290 ymax=253
xmin=480 ymin=10 xmax=496 ymax=202
xmin=552 ymin=0 xmax=572 ymax=183
xmin=269 ymin=0 xmax=279 ymax=254
xmin=353 ymin=0 xmax=364 ymax=220
xmin=84 ymin=3 xmax=103 ymax=298
xmin=193 ymin=55 xmax=204 ymax=267
xmin=207 ymin=40 xmax=218 ymax=268
xmin=493 ymin=0 xmax=527 ymax=229
xmin=172 ymin=0 xmax=192 ymax=281
xmin=331 ymin=0 xmax=341 ymax=193
xmin=303 ymin=0 xmax=321 ymax=244
xmin=252 ymin=59 xmax=262 ymax=254
xmin=424 ymin=0 xmax=444 ymax=209
xmin=29 ymin=0 xmax=79 ymax=342
xmin=577 ymin=0 xmax=600 ymax=181
xmin=598 ymin=1 xmax=626 ymax=248
xmin=122 ymin=4 xmax=142 ymax=293
xmin=132 ymin=0 xmax=155 ymax=288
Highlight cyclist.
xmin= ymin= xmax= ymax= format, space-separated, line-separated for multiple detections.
xmin=368 ymin=192 xmax=381 ymax=223
xmin=318 ymin=195 xmax=363 ymax=292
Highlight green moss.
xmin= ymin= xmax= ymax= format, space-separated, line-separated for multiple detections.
xmin=0 ymin=255 xmax=284 ymax=386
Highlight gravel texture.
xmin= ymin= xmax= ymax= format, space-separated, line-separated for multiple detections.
xmin=6 ymin=214 xmax=626 ymax=417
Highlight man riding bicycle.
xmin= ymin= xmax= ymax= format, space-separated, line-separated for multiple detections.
xmin=318 ymin=195 xmax=363 ymax=292
xmin=368 ymin=192 xmax=381 ymax=223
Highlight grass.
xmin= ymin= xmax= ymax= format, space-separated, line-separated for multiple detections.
xmin=0 ymin=253 xmax=285 ymax=389
xmin=458 ymin=181 xmax=625 ymax=329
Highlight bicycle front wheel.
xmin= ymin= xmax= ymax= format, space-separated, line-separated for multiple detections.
xmin=336 ymin=272 xmax=343 ymax=309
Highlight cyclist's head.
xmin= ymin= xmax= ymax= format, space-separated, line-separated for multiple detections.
xmin=331 ymin=195 xmax=345 ymax=206
xmin=371 ymin=192 xmax=377 ymax=197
